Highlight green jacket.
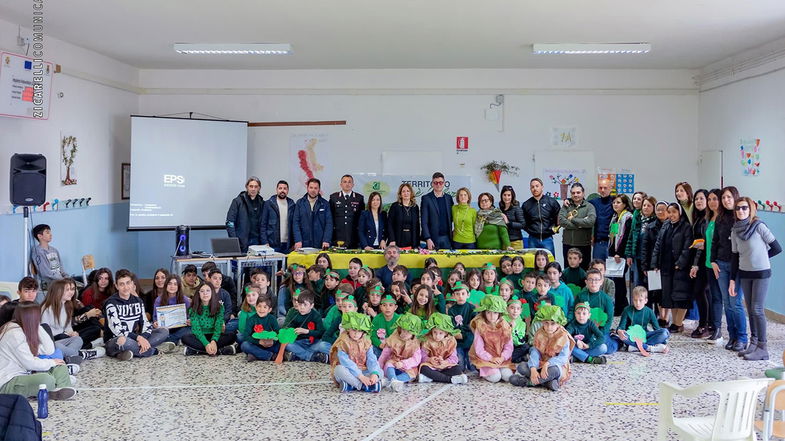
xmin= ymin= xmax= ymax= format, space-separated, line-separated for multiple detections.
xmin=189 ymin=305 xmax=225 ymax=347
xmin=448 ymin=302 xmax=475 ymax=349
xmin=575 ymin=289 xmax=615 ymax=335
xmin=476 ymin=224 xmax=510 ymax=250
xmin=618 ymin=305 xmax=660 ymax=331
xmin=237 ymin=309 xmax=255 ymax=337
xmin=566 ymin=319 xmax=604 ymax=348
xmin=371 ymin=313 xmax=400 ymax=348
xmin=452 ymin=204 xmax=477 ymax=244
xmin=283 ymin=309 xmax=324 ymax=342
xmin=562 ymin=266 xmax=586 ymax=288
xmin=624 ymin=209 xmax=643 ymax=258
xmin=558 ymin=199 xmax=596 ymax=246
xmin=321 ymin=306 xmax=343 ymax=344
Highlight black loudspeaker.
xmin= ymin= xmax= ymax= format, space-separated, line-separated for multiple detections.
xmin=10 ymin=153 xmax=47 ymax=206
xmin=175 ymin=225 xmax=190 ymax=256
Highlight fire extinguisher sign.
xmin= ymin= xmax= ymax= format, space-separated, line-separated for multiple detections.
xmin=456 ymin=137 xmax=469 ymax=153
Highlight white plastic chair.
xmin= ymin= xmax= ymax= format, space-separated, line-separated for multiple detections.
xmin=755 ymin=380 xmax=785 ymax=440
xmin=657 ymin=377 xmax=772 ymax=441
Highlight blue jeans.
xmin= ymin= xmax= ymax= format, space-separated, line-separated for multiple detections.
xmin=593 ymin=241 xmax=609 ymax=260
xmin=225 ymin=319 xmax=239 ymax=334
xmin=572 ymin=343 xmax=608 ymax=361
xmin=240 ymin=341 xmax=278 ymax=360
xmin=165 ymin=326 xmax=191 ymax=344
xmin=629 ymin=258 xmax=642 ymax=288
xmin=286 ymin=339 xmax=320 ymax=361
xmin=457 ymin=347 xmax=476 ymax=372
xmin=311 ymin=340 xmax=332 ymax=356
xmin=716 ymin=260 xmax=747 ymax=343
xmin=528 ymin=236 xmax=555 ymax=256
xmin=432 ymin=235 xmax=452 ymax=250
xmin=452 ymin=241 xmax=476 ymax=250
xmin=705 ymin=267 xmax=725 ymax=331
xmin=373 ymin=346 xmax=382 ymax=358
xmin=277 ymin=287 xmax=289 ymax=317
xmin=604 ymin=333 xmax=619 ymax=355
xmin=384 ymin=367 xmax=412 ymax=382
xmin=106 ymin=328 xmax=169 ymax=358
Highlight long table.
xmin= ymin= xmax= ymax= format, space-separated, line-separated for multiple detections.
xmin=285 ymin=249 xmax=553 ymax=272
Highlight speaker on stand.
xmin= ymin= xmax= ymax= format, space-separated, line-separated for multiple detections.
xmin=175 ymin=225 xmax=190 ymax=257
xmin=10 ymin=153 xmax=47 ymax=277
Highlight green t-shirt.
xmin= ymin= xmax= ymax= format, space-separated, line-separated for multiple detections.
xmin=705 ymin=220 xmax=715 ymax=269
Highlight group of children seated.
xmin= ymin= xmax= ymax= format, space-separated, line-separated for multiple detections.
xmin=0 ymin=241 xmax=672 ymax=399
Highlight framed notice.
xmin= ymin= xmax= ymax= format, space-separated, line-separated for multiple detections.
xmin=121 ymin=163 xmax=131 ymax=200
xmin=156 ymin=304 xmax=187 ymax=329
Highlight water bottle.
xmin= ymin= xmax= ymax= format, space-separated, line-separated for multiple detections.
xmin=37 ymin=384 xmax=48 ymax=419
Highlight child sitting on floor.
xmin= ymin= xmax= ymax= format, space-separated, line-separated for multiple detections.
xmin=419 ymin=269 xmax=446 ymax=313
xmin=410 ymin=284 xmax=437 ymax=324
xmin=362 ymin=284 xmax=384 ymax=318
xmin=469 ymin=296 xmax=514 ymax=383
xmin=614 ymin=287 xmax=669 ymax=355
xmin=510 ymin=305 xmax=575 ymax=391
xmin=589 ymin=259 xmax=616 ymax=299
xmin=498 ymin=279 xmax=515 ymax=303
xmin=546 ymin=262 xmax=575 ymax=322
xmin=352 ymin=266 xmax=373 ymax=307
xmin=529 ymin=250 xmax=549 ymax=275
xmin=519 ymin=272 xmax=538 ymax=304
xmin=389 ymin=281 xmax=412 ymax=314
xmin=240 ymin=295 xmax=280 ymax=362
xmin=480 ymin=263 xmax=500 ymax=296
xmin=466 ymin=269 xmax=485 ymax=306
xmin=419 ymin=313 xmax=468 ymax=384
xmin=378 ymin=313 xmax=422 ymax=392
xmin=236 ymin=285 xmax=260 ymax=345
xmin=507 ymin=256 xmax=525 ymax=291
xmin=282 ymin=290 xmax=326 ymax=363
xmin=330 ymin=312 xmax=382 ymax=393
xmin=506 ymin=296 xmax=529 ymax=363
xmin=371 ymin=294 xmax=400 ymax=357
xmin=566 ymin=302 xmax=607 ymax=364
xmin=312 ymin=292 xmax=354 ymax=361
xmin=320 ymin=270 xmax=342 ymax=316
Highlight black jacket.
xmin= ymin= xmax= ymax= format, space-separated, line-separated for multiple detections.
xmin=420 ymin=192 xmax=454 ymax=241
xmin=260 ymin=195 xmax=296 ymax=250
xmin=522 ymin=195 xmax=561 ymax=240
xmin=639 ymin=217 xmax=662 ymax=271
xmin=710 ymin=215 xmax=735 ymax=263
xmin=358 ymin=210 xmax=387 ymax=249
xmin=387 ymin=202 xmax=420 ymax=248
xmin=329 ymin=191 xmax=365 ymax=248
xmin=652 ymin=219 xmax=694 ymax=274
xmin=692 ymin=217 xmax=708 ymax=267
xmin=225 ymin=191 xmax=264 ymax=252
xmin=500 ymin=202 xmax=525 ymax=242
xmin=0 ymin=394 xmax=42 ymax=441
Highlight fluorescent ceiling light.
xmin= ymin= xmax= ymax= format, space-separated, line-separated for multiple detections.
xmin=532 ymin=43 xmax=651 ymax=55
xmin=173 ymin=43 xmax=292 ymax=55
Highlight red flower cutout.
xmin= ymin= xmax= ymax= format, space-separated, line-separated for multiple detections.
xmin=307 ymin=322 xmax=316 ymax=330
xmin=254 ymin=324 xmax=264 ymax=333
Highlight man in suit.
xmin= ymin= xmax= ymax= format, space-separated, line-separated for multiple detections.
xmin=420 ymin=172 xmax=454 ymax=250
xmin=329 ymin=174 xmax=364 ymax=248
xmin=292 ymin=178 xmax=333 ymax=250
xmin=261 ymin=180 xmax=296 ymax=253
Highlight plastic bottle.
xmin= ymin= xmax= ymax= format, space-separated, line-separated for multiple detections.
xmin=37 ymin=384 xmax=48 ymax=419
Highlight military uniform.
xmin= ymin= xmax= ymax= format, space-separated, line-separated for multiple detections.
xmin=329 ymin=191 xmax=364 ymax=248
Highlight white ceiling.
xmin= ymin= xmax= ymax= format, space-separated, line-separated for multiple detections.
xmin=1 ymin=0 xmax=785 ymax=70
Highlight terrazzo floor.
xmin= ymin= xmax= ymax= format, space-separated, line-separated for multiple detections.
xmin=35 ymin=317 xmax=785 ymax=441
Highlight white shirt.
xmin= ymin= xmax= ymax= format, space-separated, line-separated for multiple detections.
xmin=41 ymin=304 xmax=74 ymax=336
xmin=373 ymin=215 xmax=380 ymax=246
xmin=277 ymin=198 xmax=289 ymax=242
xmin=0 ymin=324 xmax=57 ymax=386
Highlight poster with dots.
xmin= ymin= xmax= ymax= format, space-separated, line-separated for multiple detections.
xmin=615 ymin=173 xmax=635 ymax=194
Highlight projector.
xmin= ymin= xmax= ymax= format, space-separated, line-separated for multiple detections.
xmin=248 ymin=245 xmax=275 ymax=256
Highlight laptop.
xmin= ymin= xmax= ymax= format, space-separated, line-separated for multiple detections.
xmin=210 ymin=237 xmax=245 ymax=258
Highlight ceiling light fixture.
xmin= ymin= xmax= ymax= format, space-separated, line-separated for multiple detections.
xmin=173 ymin=43 xmax=292 ymax=55
xmin=532 ymin=43 xmax=651 ymax=55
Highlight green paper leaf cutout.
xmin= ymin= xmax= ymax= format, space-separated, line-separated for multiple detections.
xmin=254 ymin=331 xmax=278 ymax=340
xmin=627 ymin=325 xmax=647 ymax=343
xmin=522 ymin=302 xmax=531 ymax=319
xmin=277 ymin=328 xmax=298 ymax=344
xmin=591 ymin=307 xmax=608 ymax=327
xmin=566 ymin=283 xmax=581 ymax=295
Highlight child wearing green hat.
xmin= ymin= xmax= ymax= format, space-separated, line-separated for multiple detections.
xmin=510 ymin=305 xmax=575 ymax=391
xmin=447 ymin=281 xmax=476 ymax=371
xmin=469 ymin=295 xmax=514 ymax=383
xmin=506 ymin=296 xmax=529 ymax=363
xmin=311 ymin=292 xmax=357 ymax=360
xmin=362 ymin=284 xmax=385 ymax=318
xmin=329 ymin=312 xmax=382 ymax=393
xmin=378 ymin=313 xmax=422 ymax=392
xmin=371 ymin=294 xmax=401 ymax=357
xmin=319 ymin=270 xmax=343 ymax=316
xmin=241 ymin=295 xmax=280 ymax=361
xmin=419 ymin=313 xmax=468 ymax=384
xmin=566 ymin=302 xmax=607 ymax=364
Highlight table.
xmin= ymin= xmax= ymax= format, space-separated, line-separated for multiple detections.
xmin=285 ymin=249 xmax=553 ymax=272
xmin=171 ymin=253 xmax=287 ymax=306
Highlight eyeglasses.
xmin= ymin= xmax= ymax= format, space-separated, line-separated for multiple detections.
xmin=432 ymin=181 xmax=445 ymax=186
xmin=586 ymin=278 xmax=602 ymax=283
xmin=735 ymin=206 xmax=750 ymax=211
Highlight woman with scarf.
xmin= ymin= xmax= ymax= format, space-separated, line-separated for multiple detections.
xmin=729 ymin=197 xmax=781 ymax=360
xmin=607 ymin=194 xmax=633 ymax=315
xmin=652 ymin=202 xmax=694 ymax=333
xmin=474 ymin=192 xmax=511 ymax=250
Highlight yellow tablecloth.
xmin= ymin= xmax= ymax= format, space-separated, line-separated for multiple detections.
xmin=286 ymin=249 xmax=553 ymax=270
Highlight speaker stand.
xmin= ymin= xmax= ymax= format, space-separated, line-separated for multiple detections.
xmin=23 ymin=206 xmax=31 ymax=277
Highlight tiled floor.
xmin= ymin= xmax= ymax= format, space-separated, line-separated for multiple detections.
xmin=36 ymin=318 xmax=785 ymax=441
